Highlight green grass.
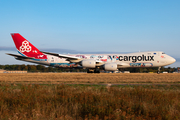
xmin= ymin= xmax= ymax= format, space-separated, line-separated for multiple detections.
xmin=0 ymin=84 xmax=180 ymax=119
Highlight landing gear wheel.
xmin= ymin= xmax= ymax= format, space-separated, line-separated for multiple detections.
xmin=87 ymin=69 xmax=90 ymax=73
xmin=87 ymin=69 xmax=94 ymax=73
xmin=94 ymin=69 xmax=100 ymax=73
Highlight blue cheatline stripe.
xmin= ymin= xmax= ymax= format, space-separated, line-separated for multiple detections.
xmin=18 ymin=51 xmax=26 ymax=57
xmin=32 ymin=59 xmax=47 ymax=61
xmin=50 ymin=63 xmax=75 ymax=66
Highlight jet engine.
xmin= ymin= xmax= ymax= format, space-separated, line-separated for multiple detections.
xmin=80 ymin=59 xmax=96 ymax=68
xmin=103 ymin=63 xmax=117 ymax=71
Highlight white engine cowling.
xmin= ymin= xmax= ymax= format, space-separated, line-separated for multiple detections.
xmin=81 ymin=59 xmax=96 ymax=68
xmin=104 ymin=63 xmax=117 ymax=71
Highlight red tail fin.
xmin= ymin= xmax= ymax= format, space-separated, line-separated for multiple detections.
xmin=11 ymin=33 xmax=47 ymax=59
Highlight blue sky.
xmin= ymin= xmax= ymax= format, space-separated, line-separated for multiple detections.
xmin=0 ymin=0 xmax=179 ymax=67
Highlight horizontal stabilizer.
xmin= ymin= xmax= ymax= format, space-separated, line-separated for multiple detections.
xmin=6 ymin=53 xmax=35 ymax=59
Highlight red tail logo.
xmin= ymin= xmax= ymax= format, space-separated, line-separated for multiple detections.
xmin=11 ymin=33 xmax=47 ymax=59
xmin=20 ymin=41 xmax=32 ymax=52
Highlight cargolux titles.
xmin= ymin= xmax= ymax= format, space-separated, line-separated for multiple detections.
xmin=118 ymin=55 xmax=154 ymax=62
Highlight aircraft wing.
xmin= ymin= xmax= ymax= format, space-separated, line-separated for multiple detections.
xmin=40 ymin=51 xmax=80 ymax=60
xmin=6 ymin=53 xmax=35 ymax=59
xmin=94 ymin=59 xmax=103 ymax=63
xmin=117 ymin=62 xmax=129 ymax=66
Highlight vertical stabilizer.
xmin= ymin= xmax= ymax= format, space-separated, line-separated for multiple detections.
xmin=11 ymin=33 xmax=47 ymax=59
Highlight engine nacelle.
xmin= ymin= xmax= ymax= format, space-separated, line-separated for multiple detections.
xmin=104 ymin=63 xmax=117 ymax=71
xmin=81 ymin=59 xmax=96 ymax=68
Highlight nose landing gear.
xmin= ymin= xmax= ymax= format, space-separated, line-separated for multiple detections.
xmin=157 ymin=67 xmax=161 ymax=74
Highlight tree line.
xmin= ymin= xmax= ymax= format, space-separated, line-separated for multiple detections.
xmin=0 ymin=64 xmax=87 ymax=72
xmin=0 ymin=64 xmax=178 ymax=73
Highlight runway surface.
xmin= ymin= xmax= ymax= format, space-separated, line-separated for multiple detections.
xmin=0 ymin=73 xmax=180 ymax=85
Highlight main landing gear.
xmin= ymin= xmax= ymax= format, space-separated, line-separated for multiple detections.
xmin=87 ymin=68 xmax=100 ymax=73
xmin=94 ymin=69 xmax=100 ymax=73
xmin=157 ymin=67 xmax=161 ymax=74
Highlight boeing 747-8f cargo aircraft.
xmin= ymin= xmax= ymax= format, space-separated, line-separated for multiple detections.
xmin=7 ymin=33 xmax=176 ymax=73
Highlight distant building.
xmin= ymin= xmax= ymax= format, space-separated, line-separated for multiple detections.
xmin=0 ymin=69 xmax=27 ymax=73
xmin=0 ymin=69 xmax=6 ymax=73
xmin=173 ymin=68 xmax=180 ymax=73
xmin=162 ymin=72 xmax=168 ymax=73
xmin=123 ymin=71 xmax=130 ymax=73
xmin=6 ymin=71 xmax=27 ymax=73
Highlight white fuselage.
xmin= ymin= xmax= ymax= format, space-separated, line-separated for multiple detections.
xmin=45 ymin=51 xmax=176 ymax=68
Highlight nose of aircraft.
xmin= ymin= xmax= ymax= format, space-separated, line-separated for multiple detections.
xmin=169 ymin=56 xmax=176 ymax=64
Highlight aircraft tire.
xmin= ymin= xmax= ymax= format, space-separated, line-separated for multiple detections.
xmin=87 ymin=69 xmax=94 ymax=73
xmin=94 ymin=69 xmax=100 ymax=73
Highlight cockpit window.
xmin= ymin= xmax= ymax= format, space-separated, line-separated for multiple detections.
xmin=162 ymin=52 xmax=165 ymax=54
